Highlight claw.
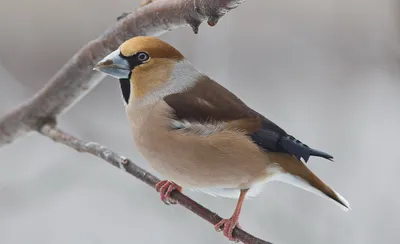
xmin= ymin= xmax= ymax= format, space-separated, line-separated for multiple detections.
xmin=214 ymin=217 xmax=240 ymax=241
xmin=155 ymin=180 xmax=182 ymax=205
xmin=214 ymin=189 xmax=248 ymax=243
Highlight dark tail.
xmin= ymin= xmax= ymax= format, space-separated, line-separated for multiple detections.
xmin=279 ymin=135 xmax=334 ymax=163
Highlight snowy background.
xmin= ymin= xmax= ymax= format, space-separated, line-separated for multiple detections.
xmin=1 ymin=0 xmax=399 ymax=243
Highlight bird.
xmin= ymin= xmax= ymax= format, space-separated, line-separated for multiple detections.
xmin=94 ymin=36 xmax=351 ymax=241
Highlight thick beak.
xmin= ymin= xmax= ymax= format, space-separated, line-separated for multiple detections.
xmin=94 ymin=49 xmax=131 ymax=79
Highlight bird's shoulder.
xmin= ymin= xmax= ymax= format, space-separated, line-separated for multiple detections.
xmin=163 ymin=75 xmax=286 ymax=135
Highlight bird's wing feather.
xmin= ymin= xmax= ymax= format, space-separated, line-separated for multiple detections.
xmin=163 ymin=76 xmax=333 ymax=162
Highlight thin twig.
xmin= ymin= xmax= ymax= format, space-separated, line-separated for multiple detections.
xmin=40 ymin=124 xmax=271 ymax=244
xmin=0 ymin=0 xmax=246 ymax=146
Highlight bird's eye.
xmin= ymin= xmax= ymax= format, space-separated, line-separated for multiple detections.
xmin=137 ymin=52 xmax=150 ymax=62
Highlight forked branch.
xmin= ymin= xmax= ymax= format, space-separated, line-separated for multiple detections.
xmin=0 ymin=0 xmax=245 ymax=146
xmin=0 ymin=0 xmax=274 ymax=243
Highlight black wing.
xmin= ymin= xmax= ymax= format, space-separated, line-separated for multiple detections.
xmin=249 ymin=113 xmax=333 ymax=162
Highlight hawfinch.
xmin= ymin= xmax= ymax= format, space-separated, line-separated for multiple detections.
xmin=94 ymin=36 xmax=350 ymax=241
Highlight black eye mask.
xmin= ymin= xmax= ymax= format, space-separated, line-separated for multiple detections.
xmin=119 ymin=52 xmax=150 ymax=70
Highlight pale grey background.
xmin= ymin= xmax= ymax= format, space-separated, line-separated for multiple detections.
xmin=1 ymin=0 xmax=399 ymax=243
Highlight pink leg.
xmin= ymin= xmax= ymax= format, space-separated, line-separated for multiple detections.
xmin=214 ymin=189 xmax=248 ymax=242
xmin=155 ymin=180 xmax=182 ymax=205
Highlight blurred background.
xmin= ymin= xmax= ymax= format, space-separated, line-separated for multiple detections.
xmin=1 ymin=0 xmax=399 ymax=243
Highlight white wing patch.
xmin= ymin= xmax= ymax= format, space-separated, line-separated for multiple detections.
xmin=170 ymin=119 xmax=227 ymax=136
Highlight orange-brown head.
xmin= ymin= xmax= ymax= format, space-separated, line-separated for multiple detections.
xmin=94 ymin=36 xmax=199 ymax=103
xmin=119 ymin=36 xmax=184 ymax=61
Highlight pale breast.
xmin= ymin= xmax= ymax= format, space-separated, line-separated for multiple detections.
xmin=126 ymin=101 xmax=273 ymax=189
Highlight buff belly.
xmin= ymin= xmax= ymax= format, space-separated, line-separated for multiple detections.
xmin=127 ymin=101 xmax=278 ymax=198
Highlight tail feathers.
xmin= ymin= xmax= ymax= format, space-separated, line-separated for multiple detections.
xmin=273 ymin=172 xmax=351 ymax=211
xmin=279 ymin=135 xmax=334 ymax=163
xmin=271 ymin=154 xmax=351 ymax=211
xmin=308 ymin=175 xmax=351 ymax=211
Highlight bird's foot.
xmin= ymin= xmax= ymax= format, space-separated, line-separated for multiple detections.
xmin=214 ymin=217 xmax=241 ymax=242
xmin=155 ymin=180 xmax=182 ymax=205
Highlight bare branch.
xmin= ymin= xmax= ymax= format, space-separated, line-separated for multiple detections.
xmin=0 ymin=0 xmax=246 ymax=146
xmin=0 ymin=1 xmax=270 ymax=242
xmin=40 ymin=124 xmax=271 ymax=244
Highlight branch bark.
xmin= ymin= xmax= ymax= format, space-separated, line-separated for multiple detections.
xmin=0 ymin=0 xmax=245 ymax=146
xmin=0 ymin=1 xmax=274 ymax=243
xmin=40 ymin=125 xmax=271 ymax=244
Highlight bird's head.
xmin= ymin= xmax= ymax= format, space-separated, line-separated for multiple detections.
xmin=94 ymin=36 xmax=199 ymax=104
